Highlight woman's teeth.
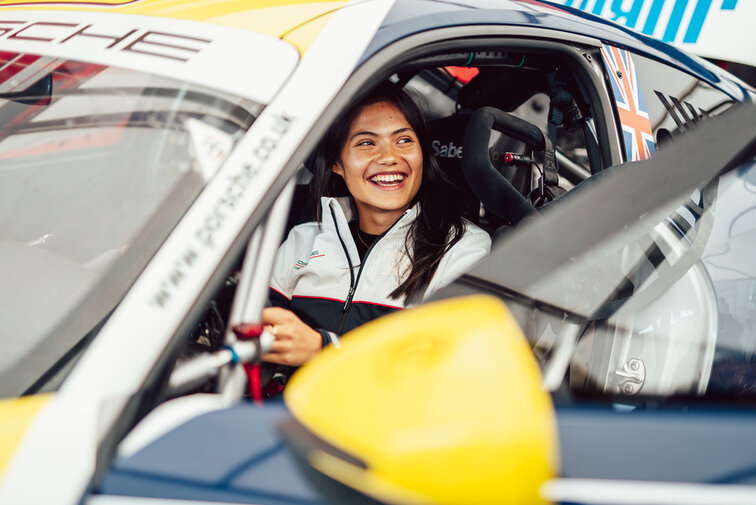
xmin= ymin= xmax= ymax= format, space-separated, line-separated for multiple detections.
xmin=370 ymin=174 xmax=406 ymax=186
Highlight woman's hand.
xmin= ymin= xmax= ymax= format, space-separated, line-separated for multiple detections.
xmin=260 ymin=307 xmax=322 ymax=366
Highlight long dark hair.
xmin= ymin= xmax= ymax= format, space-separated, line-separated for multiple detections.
xmin=309 ymin=83 xmax=465 ymax=303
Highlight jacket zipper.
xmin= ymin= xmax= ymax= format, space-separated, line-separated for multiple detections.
xmin=335 ymin=240 xmax=376 ymax=334
xmin=331 ymin=206 xmax=406 ymax=334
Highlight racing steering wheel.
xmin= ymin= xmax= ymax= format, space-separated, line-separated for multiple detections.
xmin=462 ymin=106 xmax=560 ymax=225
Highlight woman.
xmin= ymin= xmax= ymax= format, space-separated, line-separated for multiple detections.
xmin=260 ymin=83 xmax=491 ymax=367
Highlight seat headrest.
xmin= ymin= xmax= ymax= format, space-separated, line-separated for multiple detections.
xmin=428 ymin=114 xmax=532 ymax=208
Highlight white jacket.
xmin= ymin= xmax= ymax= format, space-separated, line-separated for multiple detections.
xmin=269 ymin=197 xmax=491 ymax=335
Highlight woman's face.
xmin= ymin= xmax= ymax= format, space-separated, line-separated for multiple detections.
xmin=333 ymin=100 xmax=423 ymax=224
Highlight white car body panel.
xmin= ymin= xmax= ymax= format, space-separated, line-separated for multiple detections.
xmin=0 ymin=1 xmax=396 ymax=503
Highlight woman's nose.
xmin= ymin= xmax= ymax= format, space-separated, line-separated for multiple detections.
xmin=376 ymin=143 xmax=398 ymax=165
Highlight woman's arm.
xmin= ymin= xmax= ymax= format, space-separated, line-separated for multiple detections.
xmin=262 ymin=225 xmax=325 ymax=366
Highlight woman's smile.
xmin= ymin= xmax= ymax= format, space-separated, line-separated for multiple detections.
xmin=368 ymin=171 xmax=408 ymax=188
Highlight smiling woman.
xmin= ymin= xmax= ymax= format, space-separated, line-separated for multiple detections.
xmin=256 ymin=83 xmax=492 ymax=372
xmin=333 ymin=99 xmax=424 ymax=233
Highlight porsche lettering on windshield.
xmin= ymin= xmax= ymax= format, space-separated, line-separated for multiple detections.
xmin=0 ymin=20 xmax=211 ymax=62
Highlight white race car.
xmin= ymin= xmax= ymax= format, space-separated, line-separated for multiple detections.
xmin=0 ymin=1 xmax=754 ymax=504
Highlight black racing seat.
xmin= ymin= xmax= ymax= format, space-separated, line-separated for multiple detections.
xmin=428 ymin=113 xmax=532 ymax=231
xmin=428 ymin=114 xmax=480 ymax=224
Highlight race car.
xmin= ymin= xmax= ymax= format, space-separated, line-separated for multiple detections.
xmin=0 ymin=0 xmax=754 ymax=504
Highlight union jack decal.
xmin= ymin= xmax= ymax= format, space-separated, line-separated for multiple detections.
xmin=600 ymin=44 xmax=655 ymax=161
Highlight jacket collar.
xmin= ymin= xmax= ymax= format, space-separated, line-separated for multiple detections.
xmin=320 ymin=196 xmax=419 ymax=237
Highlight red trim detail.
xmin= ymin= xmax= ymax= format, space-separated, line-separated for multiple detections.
xmin=290 ymin=295 xmax=402 ymax=311
xmin=269 ymin=286 xmax=292 ymax=301
xmin=292 ymin=295 xmax=346 ymax=304
xmin=352 ymin=300 xmax=404 ymax=310
xmin=516 ymin=0 xmax=566 ymax=11
xmin=309 ymin=254 xmax=325 ymax=259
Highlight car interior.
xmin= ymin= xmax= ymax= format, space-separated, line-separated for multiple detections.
xmin=173 ymin=40 xmax=755 ymax=409
xmin=284 ymin=48 xmax=604 ymax=238
xmin=177 ymin=42 xmax=613 ymax=397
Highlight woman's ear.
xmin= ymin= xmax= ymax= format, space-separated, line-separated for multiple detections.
xmin=332 ymin=162 xmax=344 ymax=177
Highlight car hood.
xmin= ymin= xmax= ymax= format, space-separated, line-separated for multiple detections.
xmin=0 ymin=0 xmax=349 ymax=53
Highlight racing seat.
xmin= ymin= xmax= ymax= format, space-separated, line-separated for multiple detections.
xmin=428 ymin=114 xmax=480 ymax=224
xmin=428 ymin=113 xmax=531 ymax=232
xmin=285 ymin=167 xmax=317 ymax=233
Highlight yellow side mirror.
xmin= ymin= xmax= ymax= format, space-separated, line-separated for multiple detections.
xmin=284 ymin=295 xmax=558 ymax=505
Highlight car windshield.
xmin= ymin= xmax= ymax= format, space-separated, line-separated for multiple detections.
xmin=0 ymin=52 xmax=263 ymax=396
xmin=454 ymin=107 xmax=756 ymax=404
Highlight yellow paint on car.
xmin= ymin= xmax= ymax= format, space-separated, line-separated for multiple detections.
xmin=281 ymin=8 xmax=339 ymax=52
xmin=0 ymin=394 xmax=50 ymax=477
xmin=0 ymin=0 xmax=346 ymax=53
xmin=0 ymin=0 xmax=135 ymax=4
xmin=285 ymin=295 xmax=559 ymax=505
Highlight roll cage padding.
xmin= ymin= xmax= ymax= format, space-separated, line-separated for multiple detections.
xmin=462 ymin=107 xmax=538 ymax=224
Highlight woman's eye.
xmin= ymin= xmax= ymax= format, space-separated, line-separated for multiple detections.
xmin=397 ymin=137 xmax=414 ymax=144
xmin=356 ymin=139 xmax=374 ymax=147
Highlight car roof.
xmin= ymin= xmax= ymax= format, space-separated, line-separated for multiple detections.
xmin=1 ymin=0 xmax=747 ymax=98
xmin=369 ymin=0 xmax=748 ymax=100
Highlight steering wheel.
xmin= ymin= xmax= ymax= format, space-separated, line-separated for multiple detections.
xmin=462 ymin=106 xmax=559 ymax=225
